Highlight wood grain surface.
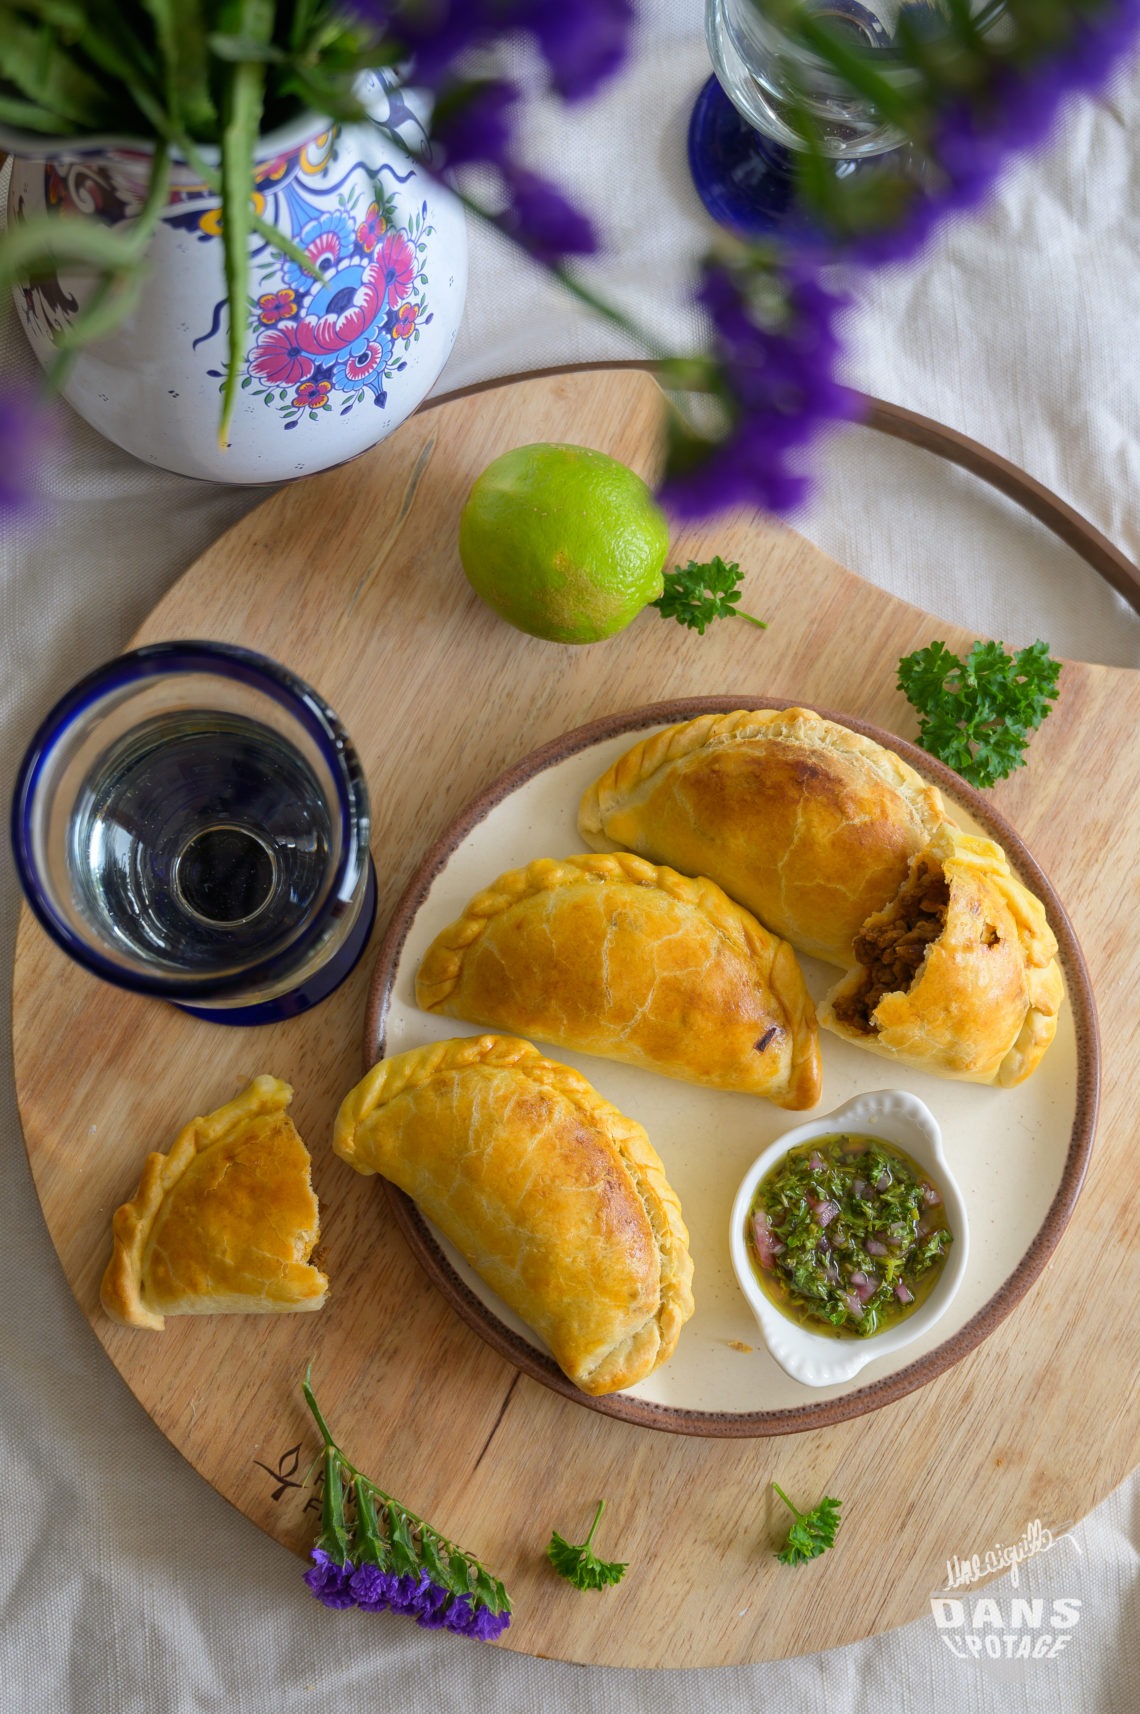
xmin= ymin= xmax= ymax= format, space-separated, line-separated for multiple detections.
xmin=12 ymin=367 xmax=1139 ymax=1668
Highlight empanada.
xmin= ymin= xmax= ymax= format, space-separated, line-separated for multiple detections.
xmin=578 ymin=707 xmax=949 ymax=966
xmin=415 ymin=852 xmax=821 ymax=1109
xmin=101 ymin=1075 xmax=329 ymax=1330
xmin=820 ymin=824 xmax=1065 ymax=1085
xmin=333 ymin=1035 xmax=694 ymax=1395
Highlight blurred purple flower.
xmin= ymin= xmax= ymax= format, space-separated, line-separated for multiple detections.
xmin=348 ymin=1562 xmax=399 ymax=1611
xmin=0 ymin=387 xmax=55 ymax=518
xmin=498 ymin=167 xmax=598 ymax=260
xmin=525 ymin=0 xmax=635 ymax=102
xmin=660 ymin=259 xmax=861 ymax=519
xmin=304 ymin=1550 xmax=356 ymax=1609
xmin=432 ymin=77 xmax=519 ymax=168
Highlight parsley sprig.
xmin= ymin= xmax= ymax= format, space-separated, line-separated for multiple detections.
xmin=897 ymin=638 xmax=1061 ymax=789
xmin=651 ymin=555 xmax=769 ymax=636
xmin=773 ymin=1484 xmax=842 ymax=1565
xmin=547 ymin=1500 xmax=628 ymax=1591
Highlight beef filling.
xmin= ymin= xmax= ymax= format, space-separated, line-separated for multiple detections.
xmin=833 ymin=862 xmax=950 ymax=1033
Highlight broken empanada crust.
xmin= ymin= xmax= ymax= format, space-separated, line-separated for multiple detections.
xmin=100 ymin=1074 xmax=329 ymax=1330
xmin=821 ymin=825 xmax=1065 ymax=1086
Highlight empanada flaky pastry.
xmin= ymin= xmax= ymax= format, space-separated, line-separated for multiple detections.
xmin=101 ymin=1075 xmax=329 ymax=1330
xmin=578 ymin=707 xmax=949 ymax=967
xmin=415 ymin=852 xmax=821 ymax=1109
xmin=333 ymin=1035 xmax=694 ymax=1396
xmin=820 ymin=824 xmax=1065 ymax=1086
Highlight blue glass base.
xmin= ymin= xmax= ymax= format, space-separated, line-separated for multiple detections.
xmin=175 ymin=855 xmax=378 ymax=1026
xmin=688 ymin=75 xmax=883 ymax=241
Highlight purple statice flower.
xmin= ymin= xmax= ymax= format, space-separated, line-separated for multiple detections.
xmin=845 ymin=0 xmax=1140 ymax=268
xmin=349 ymin=0 xmax=633 ymax=103
xmin=431 ymin=77 xmax=519 ymax=168
xmin=524 ymin=0 xmax=635 ymax=102
xmin=498 ymin=167 xmax=598 ymax=261
xmin=0 ymin=387 xmax=55 ymax=517
xmin=303 ymin=1550 xmax=357 ymax=1609
xmin=660 ymin=258 xmax=861 ymax=520
xmin=348 ymin=1562 xmax=400 ymax=1612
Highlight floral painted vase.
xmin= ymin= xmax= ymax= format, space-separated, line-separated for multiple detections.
xmin=4 ymin=78 xmax=467 ymax=483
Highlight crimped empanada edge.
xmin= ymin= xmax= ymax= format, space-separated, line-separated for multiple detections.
xmin=333 ymin=1035 xmax=695 ymax=1394
xmin=577 ymin=706 xmax=949 ymax=848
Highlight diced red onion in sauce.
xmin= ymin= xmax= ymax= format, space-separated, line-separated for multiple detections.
xmin=921 ymin=1181 xmax=942 ymax=1207
xmin=849 ymin=1270 xmax=879 ymax=1302
xmin=895 ymin=1282 xmax=915 ymax=1304
xmin=842 ymin=1292 xmax=864 ymax=1319
xmin=875 ymin=1170 xmax=892 ymax=1192
xmin=752 ymin=1212 xmax=785 ymax=1269
xmin=865 ymin=1236 xmax=888 ymax=1257
xmin=808 ymin=1196 xmax=840 ymax=1227
xmin=853 ymin=1179 xmax=872 ymax=1200
xmin=808 ymin=1152 xmax=826 ymax=1172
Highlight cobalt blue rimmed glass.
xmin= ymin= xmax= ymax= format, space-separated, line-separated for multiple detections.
xmin=12 ymin=641 xmax=376 ymax=1025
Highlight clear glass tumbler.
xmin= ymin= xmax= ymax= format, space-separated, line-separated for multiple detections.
xmin=12 ymin=641 xmax=376 ymax=1024
xmin=706 ymin=0 xmax=1007 ymax=158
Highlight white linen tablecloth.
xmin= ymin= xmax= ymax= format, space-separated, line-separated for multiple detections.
xmin=3 ymin=6 xmax=1137 ymax=1709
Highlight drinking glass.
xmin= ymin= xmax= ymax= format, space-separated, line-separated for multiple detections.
xmin=12 ymin=641 xmax=376 ymax=1024
xmin=690 ymin=0 xmax=1006 ymax=236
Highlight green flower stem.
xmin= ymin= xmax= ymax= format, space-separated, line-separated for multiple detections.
xmin=772 ymin=1482 xmax=800 ymax=1519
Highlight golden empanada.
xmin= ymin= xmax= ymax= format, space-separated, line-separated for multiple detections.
xmin=101 ymin=1075 xmax=328 ymax=1330
xmin=333 ymin=1035 xmax=694 ymax=1395
xmin=820 ymin=824 xmax=1065 ymax=1085
xmin=415 ymin=852 xmax=821 ymax=1109
xmin=578 ymin=707 xmax=949 ymax=967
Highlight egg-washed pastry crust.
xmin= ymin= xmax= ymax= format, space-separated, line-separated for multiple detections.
xmin=577 ymin=707 xmax=950 ymax=967
xmin=333 ymin=1035 xmax=695 ymax=1396
xmin=415 ymin=851 xmax=821 ymax=1109
xmin=821 ymin=824 xmax=1065 ymax=1086
xmin=101 ymin=1075 xmax=329 ymax=1330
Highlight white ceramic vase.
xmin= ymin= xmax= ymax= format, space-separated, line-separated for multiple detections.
xmin=4 ymin=77 xmax=467 ymax=483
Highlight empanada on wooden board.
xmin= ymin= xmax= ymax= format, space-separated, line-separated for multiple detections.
xmin=821 ymin=824 xmax=1065 ymax=1086
xmin=578 ymin=707 xmax=950 ymax=967
xmin=415 ymin=851 xmax=821 ymax=1109
xmin=333 ymin=1035 xmax=695 ymax=1396
xmin=100 ymin=1075 xmax=329 ymax=1330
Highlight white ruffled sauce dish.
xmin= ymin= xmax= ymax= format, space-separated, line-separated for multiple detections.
xmin=729 ymin=1089 xmax=970 ymax=1388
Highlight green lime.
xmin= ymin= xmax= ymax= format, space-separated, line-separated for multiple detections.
xmin=458 ymin=442 xmax=670 ymax=644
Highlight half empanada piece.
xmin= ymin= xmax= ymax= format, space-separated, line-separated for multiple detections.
xmin=820 ymin=824 xmax=1065 ymax=1086
xmin=415 ymin=852 xmax=821 ymax=1109
xmin=101 ymin=1075 xmax=329 ymax=1330
xmin=578 ymin=707 xmax=950 ymax=967
xmin=333 ymin=1035 xmax=695 ymax=1395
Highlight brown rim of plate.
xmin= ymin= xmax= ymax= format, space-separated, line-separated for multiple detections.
xmin=362 ymin=696 xmax=1100 ymax=1439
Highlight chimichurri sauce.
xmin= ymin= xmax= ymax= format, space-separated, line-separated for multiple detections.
xmin=748 ymin=1133 xmax=953 ymax=1339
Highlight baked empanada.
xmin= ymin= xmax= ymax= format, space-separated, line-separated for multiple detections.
xmin=101 ymin=1075 xmax=329 ymax=1330
xmin=578 ymin=707 xmax=949 ymax=967
xmin=415 ymin=852 xmax=821 ymax=1109
xmin=820 ymin=824 xmax=1065 ymax=1086
xmin=333 ymin=1035 xmax=694 ymax=1395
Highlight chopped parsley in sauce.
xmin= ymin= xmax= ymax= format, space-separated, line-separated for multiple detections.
xmin=748 ymin=1133 xmax=953 ymax=1339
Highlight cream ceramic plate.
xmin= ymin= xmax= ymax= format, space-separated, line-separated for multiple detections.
xmin=364 ymin=697 xmax=1098 ymax=1437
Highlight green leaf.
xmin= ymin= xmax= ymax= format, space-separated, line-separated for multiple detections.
xmin=0 ymin=14 xmax=119 ymax=129
xmin=897 ymin=637 xmax=1061 ymax=788
xmin=772 ymin=1484 xmax=842 ymax=1566
xmin=651 ymin=556 xmax=768 ymax=636
xmin=139 ymin=0 xmax=218 ymax=135
xmin=547 ymin=1501 xmax=628 ymax=1592
xmin=216 ymin=0 xmax=274 ymax=443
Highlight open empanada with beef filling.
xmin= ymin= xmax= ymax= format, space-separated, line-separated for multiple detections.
xmin=333 ymin=1035 xmax=694 ymax=1395
xmin=414 ymin=851 xmax=821 ymax=1109
xmin=577 ymin=707 xmax=950 ymax=967
xmin=820 ymin=824 xmax=1065 ymax=1086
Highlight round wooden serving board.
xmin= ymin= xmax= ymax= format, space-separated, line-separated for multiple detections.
xmin=13 ymin=367 xmax=1140 ymax=1668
